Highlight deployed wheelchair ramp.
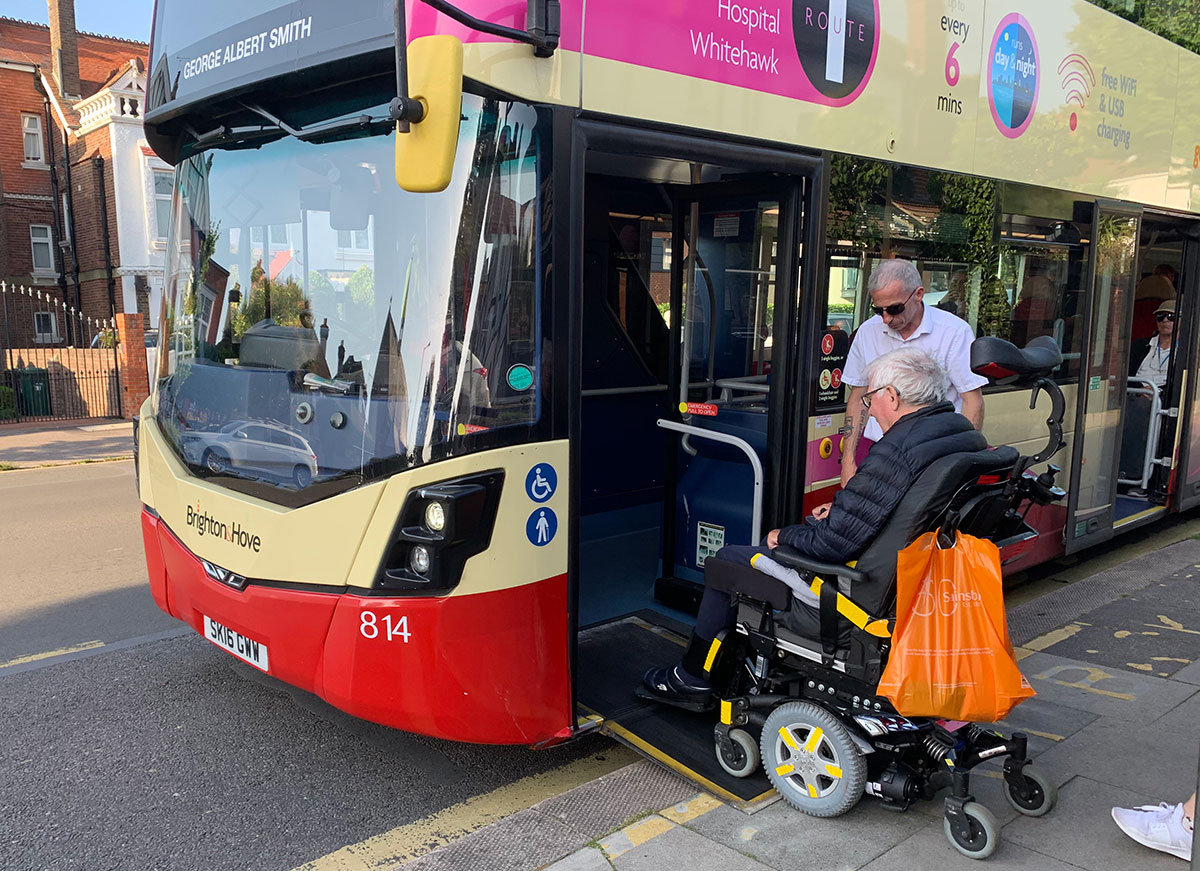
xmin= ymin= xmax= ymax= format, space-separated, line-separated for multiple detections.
xmin=576 ymin=613 xmax=776 ymax=808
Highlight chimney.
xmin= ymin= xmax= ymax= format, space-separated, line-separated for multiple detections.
xmin=47 ymin=0 xmax=81 ymax=98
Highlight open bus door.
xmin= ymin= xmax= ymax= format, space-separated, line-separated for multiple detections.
xmin=570 ymin=123 xmax=820 ymax=803
xmin=653 ymin=177 xmax=802 ymax=613
xmin=1064 ymin=202 xmax=1142 ymax=554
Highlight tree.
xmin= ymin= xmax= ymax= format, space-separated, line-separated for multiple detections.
xmin=827 ymin=153 xmax=889 ymax=249
xmin=308 ymin=270 xmax=334 ymax=295
xmin=230 ymin=260 xmax=313 ymax=338
xmin=925 ymin=173 xmax=1012 ymax=340
xmin=307 ymin=270 xmax=336 ymax=320
xmin=1086 ymin=0 xmax=1200 ymax=54
xmin=347 ymin=265 xmax=375 ymax=308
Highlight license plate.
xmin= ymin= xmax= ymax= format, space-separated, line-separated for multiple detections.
xmin=203 ymin=615 xmax=269 ymax=672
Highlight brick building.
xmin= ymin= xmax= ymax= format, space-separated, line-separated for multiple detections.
xmin=0 ymin=2 xmax=163 ymax=347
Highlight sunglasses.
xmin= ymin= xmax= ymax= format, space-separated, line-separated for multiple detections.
xmin=871 ymin=286 xmax=919 ymax=317
xmin=1157 ymin=312 xmax=1176 ymax=322
xmin=861 ymin=384 xmax=894 ymax=409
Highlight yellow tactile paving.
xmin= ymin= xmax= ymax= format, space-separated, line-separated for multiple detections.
xmin=291 ymin=751 xmax=633 ymax=871
xmin=660 ymin=793 xmax=723 ymax=824
xmin=600 ymin=815 xmax=677 ymax=859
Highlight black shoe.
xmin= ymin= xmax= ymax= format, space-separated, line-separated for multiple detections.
xmin=635 ymin=665 xmax=716 ymax=712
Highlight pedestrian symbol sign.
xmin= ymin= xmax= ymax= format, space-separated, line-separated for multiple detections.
xmin=527 ymin=507 xmax=558 ymax=546
xmin=526 ymin=464 xmax=557 ymax=503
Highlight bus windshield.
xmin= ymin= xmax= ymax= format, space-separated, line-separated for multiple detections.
xmin=152 ymin=94 xmax=544 ymax=504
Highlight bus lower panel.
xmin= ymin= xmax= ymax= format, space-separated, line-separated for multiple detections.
xmin=142 ymin=508 xmax=573 ymax=746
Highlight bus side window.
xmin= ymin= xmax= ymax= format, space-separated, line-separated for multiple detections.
xmin=994 ymin=211 xmax=1090 ymax=382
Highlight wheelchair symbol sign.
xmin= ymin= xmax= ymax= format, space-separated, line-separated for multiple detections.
xmin=526 ymin=464 xmax=557 ymax=503
xmin=527 ymin=507 xmax=558 ymax=546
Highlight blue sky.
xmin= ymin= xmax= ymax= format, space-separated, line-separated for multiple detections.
xmin=6 ymin=0 xmax=153 ymax=43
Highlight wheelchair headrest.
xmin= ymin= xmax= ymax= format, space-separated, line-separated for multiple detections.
xmin=971 ymin=336 xmax=1062 ymax=385
xmin=851 ymin=445 xmax=1020 ymax=615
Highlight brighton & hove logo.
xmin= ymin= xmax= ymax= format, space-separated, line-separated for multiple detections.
xmin=988 ymin=13 xmax=1039 ymax=138
xmin=186 ymin=501 xmax=262 ymax=553
xmin=791 ymin=0 xmax=880 ymax=103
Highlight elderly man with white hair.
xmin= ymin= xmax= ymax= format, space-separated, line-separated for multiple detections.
xmin=840 ymin=259 xmax=987 ymax=489
xmin=641 ymin=347 xmax=987 ymax=711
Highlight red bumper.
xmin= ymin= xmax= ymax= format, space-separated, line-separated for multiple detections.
xmin=142 ymin=509 xmax=572 ymax=745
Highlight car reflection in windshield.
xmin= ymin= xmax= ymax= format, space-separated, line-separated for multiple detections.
xmin=181 ymin=420 xmax=318 ymax=489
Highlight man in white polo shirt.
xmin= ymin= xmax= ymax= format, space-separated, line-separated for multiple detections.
xmin=840 ymin=259 xmax=987 ymax=488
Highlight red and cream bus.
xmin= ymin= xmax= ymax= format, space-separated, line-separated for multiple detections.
xmin=136 ymin=0 xmax=1200 ymax=787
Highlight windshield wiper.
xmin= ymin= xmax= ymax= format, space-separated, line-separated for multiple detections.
xmin=186 ymin=122 xmax=286 ymax=152
xmin=241 ymin=102 xmax=388 ymax=143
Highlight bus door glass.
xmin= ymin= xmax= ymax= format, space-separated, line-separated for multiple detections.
xmin=1065 ymin=203 xmax=1141 ymax=553
xmin=658 ymin=179 xmax=801 ymax=610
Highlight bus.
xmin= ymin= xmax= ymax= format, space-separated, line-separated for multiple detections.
xmin=136 ymin=0 xmax=1200 ymax=791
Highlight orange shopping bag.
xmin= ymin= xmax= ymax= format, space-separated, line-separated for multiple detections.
xmin=876 ymin=531 xmax=1034 ymax=722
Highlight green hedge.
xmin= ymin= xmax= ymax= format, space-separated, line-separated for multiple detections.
xmin=0 ymin=385 xmax=15 ymax=420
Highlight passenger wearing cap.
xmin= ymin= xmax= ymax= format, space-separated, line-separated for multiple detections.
xmin=1130 ymin=273 xmax=1175 ymax=341
xmin=1130 ymin=298 xmax=1176 ymax=390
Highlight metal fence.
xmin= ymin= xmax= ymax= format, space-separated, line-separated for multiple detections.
xmin=0 ymin=282 xmax=121 ymax=424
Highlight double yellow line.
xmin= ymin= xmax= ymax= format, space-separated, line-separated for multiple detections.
xmin=0 ymin=640 xmax=104 ymax=670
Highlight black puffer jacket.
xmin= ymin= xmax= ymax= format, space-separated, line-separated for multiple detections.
xmin=777 ymin=402 xmax=986 ymax=561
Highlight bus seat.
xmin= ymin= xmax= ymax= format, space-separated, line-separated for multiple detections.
xmin=671 ymin=408 xmax=769 ymax=577
xmin=1132 ymin=275 xmax=1175 ymax=340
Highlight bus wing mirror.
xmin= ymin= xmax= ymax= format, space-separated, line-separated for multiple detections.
xmin=395 ymin=35 xmax=464 ymax=194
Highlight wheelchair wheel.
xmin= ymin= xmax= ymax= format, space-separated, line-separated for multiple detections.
xmin=715 ymin=727 xmax=759 ymax=779
xmin=943 ymin=802 xmax=999 ymax=860
xmin=760 ymin=701 xmax=866 ymax=817
xmin=1004 ymin=763 xmax=1057 ymax=817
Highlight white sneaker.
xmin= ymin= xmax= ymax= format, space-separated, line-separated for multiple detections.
xmin=1111 ymin=802 xmax=1193 ymax=860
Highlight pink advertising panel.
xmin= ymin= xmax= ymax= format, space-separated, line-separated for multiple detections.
xmin=581 ymin=0 xmax=881 ymax=107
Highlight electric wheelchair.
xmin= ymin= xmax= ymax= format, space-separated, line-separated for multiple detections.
xmin=701 ymin=336 xmax=1067 ymax=860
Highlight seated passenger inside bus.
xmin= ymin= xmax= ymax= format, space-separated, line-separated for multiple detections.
xmin=1130 ymin=298 xmax=1176 ymax=392
xmin=1122 ymin=298 xmax=1176 ymax=499
xmin=1130 ymin=273 xmax=1176 ymax=349
xmin=640 ymin=348 xmax=985 ymax=710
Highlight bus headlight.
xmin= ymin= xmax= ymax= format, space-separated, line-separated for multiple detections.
xmin=410 ymin=545 xmax=431 ymax=574
xmin=424 ymin=501 xmax=446 ymax=532
xmin=376 ymin=470 xmax=504 ymax=594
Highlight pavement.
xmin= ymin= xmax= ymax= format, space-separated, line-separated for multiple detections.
xmin=393 ymin=540 xmax=1200 ymax=871
xmin=0 ymin=417 xmax=133 ymax=467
